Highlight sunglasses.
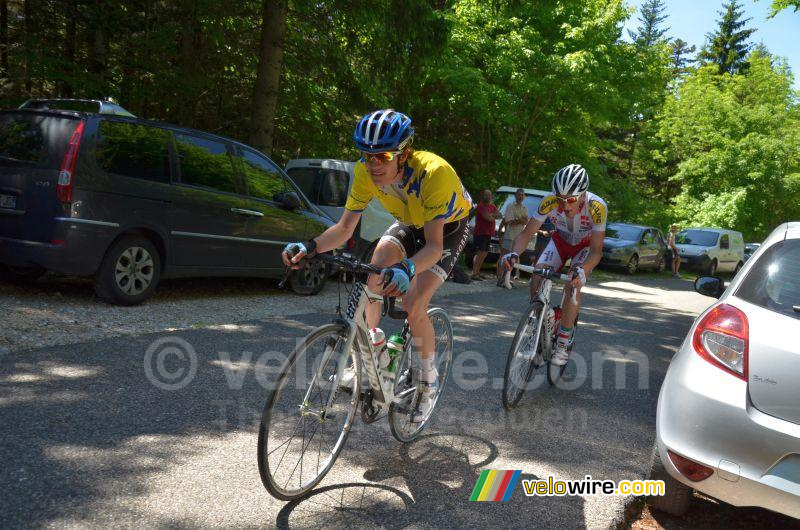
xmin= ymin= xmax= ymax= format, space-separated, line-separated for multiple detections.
xmin=555 ymin=195 xmax=581 ymax=205
xmin=360 ymin=150 xmax=403 ymax=163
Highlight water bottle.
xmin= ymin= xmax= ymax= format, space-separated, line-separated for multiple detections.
xmin=369 ymin=327 xmax=390 ymax=369
xmin=386 ymin=332 xmax=405 ymax=373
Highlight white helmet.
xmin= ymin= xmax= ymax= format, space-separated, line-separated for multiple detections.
xmin=552 ymin=164 xmax=589 ymax=196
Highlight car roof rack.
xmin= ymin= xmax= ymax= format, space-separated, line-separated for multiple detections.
xmin=17 ymin=98 xmax=136 ymax=117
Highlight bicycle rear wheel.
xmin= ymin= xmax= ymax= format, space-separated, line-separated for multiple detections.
xmin=257 ymin=323 xmax=359 ymax=500
xmin=502 ymin=302 xmax=545 ymax=409
xmin=389 ymin=308 xmax=453 ymax=443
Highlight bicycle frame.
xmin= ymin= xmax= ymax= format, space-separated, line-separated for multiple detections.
xmin=514 ymin=264 xmax=576 ymax=361
xmin=312 ymin=281 xmax=413 ymax=417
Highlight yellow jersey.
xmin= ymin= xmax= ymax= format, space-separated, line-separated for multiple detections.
xmin=345 ymin=151 xmax=473 ymax=228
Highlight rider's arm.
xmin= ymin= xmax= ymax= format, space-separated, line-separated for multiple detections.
xmin=580 ymin=230 xmax=605 ymax=277
xmin=282 ymin=210 xmax=360 ymax=266
xmin=511 ymin=217 xmax=544 ymax=256
xmin=412 ymin=218 xmax=446 ymax=272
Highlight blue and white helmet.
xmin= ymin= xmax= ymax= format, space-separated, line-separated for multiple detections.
xmin=353 ymin=109 xmax=414 ymax=153
xmin=552 ymin=164 xmax=589 ymax=196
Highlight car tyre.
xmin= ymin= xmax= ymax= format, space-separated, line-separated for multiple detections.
xmin=734 ymin=261 xmax=743 ymax=274
xmin=94 ymin=235 xmax=161 ymax=306
xmin=706 ymin=258 xmax=717 ymax=276
xmin=464 ymin=250 xmax=475 ymax=269
xmin=290 ymin=259 xmax=327 ymax=295
xmin=626 ymin=254 xmax=639 ymax=275
xmin=655 ymin=254 xmax=666 ymax=273
xmin=646 ymin=444 xmax=692 ymax=516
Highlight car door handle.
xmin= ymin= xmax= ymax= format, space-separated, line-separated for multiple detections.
xmin=230 ymin=208 xmax=264 ymax=218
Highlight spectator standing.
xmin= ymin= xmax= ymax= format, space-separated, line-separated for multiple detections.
xmin=472 ymin=189 xmax=501 ymax=280
xmin=497 ymin=188 xmax=529 ymax=286
xmin=667 ymin=224 xmax=681 ymax=278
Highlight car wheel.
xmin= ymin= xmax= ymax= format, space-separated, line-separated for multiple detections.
xmin=656 ymin=254 xmax=666 ymax=273
xmin=290 ymin=259 xmax=327 ymax=295
xmin=0 ymin=264 xmax=46 ymax=283
xmin=734 ymin=261 xmax=743 ymax=274
xmin=94 ymin=235 xmax=161 ymax=306
xmin=646 ymin=444 xmax=692 ymax=516
xmin=706 ymin=259 xmax=717 ymax=276
xmin=626 ymin=254 xmax=639 ymax=275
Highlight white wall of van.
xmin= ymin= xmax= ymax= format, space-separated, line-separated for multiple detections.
xmin=675 ymin=227 xmax=745 ymax=275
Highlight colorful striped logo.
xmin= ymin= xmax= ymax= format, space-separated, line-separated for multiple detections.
xmin=469 ymin=470 xmax=522 ymax=501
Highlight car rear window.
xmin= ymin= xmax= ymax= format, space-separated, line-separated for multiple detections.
xmin=286 ymin=167 xmax=349 ymax=207
xmin=96 ymin=120 xmax=171 ymax=183
xmin=735 ymin=239 xmax=800 ymax=320
xmin=607 ymin=224 xmax=642 ymax=241
xmin=0 ymin=113 xmax=79 ymax=168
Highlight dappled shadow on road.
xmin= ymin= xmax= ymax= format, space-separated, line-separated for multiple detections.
xmin=0 ymin=276 xmax=708 ymax=527
xmin=633 ymin=494 xmax=800 ymax=529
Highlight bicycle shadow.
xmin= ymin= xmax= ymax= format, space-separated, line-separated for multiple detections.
xmin=275 ymin=432 xmax=587 ymax=529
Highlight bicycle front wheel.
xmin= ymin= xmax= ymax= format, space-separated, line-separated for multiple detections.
xmin=502 ymin=302 xmax=545 ymax=409
xmin=257 ymin=323 xmax=360 ymax=500
xmin=389 ymin=308 xmax=453 ymax=443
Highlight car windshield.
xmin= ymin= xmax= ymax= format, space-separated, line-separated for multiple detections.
xmin=735 ymin=239 xmax=800 ymax=320
xmin=498 ymin=193 xmax=544 ymax=218
xmin=677 ymin=230 xmax=718 ymax=246
xmin=606 ymin=224 xmax=642 ymax=241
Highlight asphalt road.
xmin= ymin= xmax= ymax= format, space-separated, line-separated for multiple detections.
xmin=0 ymin=275 xmax=713 ymax=529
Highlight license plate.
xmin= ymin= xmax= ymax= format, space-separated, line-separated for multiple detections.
xmin=0 ymin=194 xmax=16 ymax=209
xmin=489 ymin=244 xmax=500 ymax=254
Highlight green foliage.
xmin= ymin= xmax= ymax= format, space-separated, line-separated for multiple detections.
xmin=698 ymin=0 xmax=756 ymax=75
xmin=628 ymin=0 xmax=670 ymax=47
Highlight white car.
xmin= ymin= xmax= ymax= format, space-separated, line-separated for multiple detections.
xmin=284 ymin=159 xmax=394 ymax=260
xmin=675 ymin=227 xmax=745 ymax=276
xmin=649 ymin=222 xmax=800 ymax=519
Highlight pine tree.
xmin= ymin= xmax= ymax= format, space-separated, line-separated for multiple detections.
xmin=671 ymin=38 xmax=697 ymax=76
xmin=628 ymin=0 xmax=670 ymax=47
xmin=699 ymin=0 xmax=756 ymax=75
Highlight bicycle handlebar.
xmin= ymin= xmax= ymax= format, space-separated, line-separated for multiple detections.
xmin=513 ymin=263 xmax=573 ymax=282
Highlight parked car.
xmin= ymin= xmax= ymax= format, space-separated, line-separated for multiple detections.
xmin=284 ymin=158 xmax=394 ymax=261
xmin=648 ymin=222 xmax=800 ymax=519
xmin=463 ymin=186 xmax=550 ymax=268
xmin=675 ymin=228 xmax=745 ymax=276
xmin=600 ymin=222 xmax=667 ymax=274
xmin=0 ymin=103 xmax=332 ymax=305
xmin=743 ymin=242 xmax=761 ymax=262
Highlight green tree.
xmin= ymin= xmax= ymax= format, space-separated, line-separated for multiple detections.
xmin=656 ymin=51 xmax=800 ymax=240
xmin=628 ymin=0 xmax=670 ymax=47
xmin=698 ymin=0 xmax=756 ymax=75
xmin=670 ymin=38 xmax=696 ymax=76
xmin=766 ymin=0 xmax=800 ymax=16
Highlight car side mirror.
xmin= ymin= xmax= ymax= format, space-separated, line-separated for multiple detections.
xmin=277 ymin=191 xmax=302 ymax=210
xmin=695 ymin=276 xmax=725 ymax=298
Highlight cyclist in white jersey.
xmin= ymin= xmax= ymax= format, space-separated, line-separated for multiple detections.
xmin=500 ymin=164 xmax=607 ymax=366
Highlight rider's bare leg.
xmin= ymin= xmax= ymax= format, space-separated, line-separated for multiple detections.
xmin=365 ymin=239 xmax=404 ymax=328
xmin=402 ymin=271 xmax=441 ymax=373
xmin=561 ymin=280 xmax=582 ymax=327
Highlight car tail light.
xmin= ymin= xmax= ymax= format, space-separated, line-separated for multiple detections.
xmin=57 ymin=120 xmax=85 ymax=204
xmin=692 ymin=303 xmax=748 ymax=380
xmin=667 ymin=450 xmax=714 ymax=482
xmin=347 ymin=237 xmax=356 ymax=251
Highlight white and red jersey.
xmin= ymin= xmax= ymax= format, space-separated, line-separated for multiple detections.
xmin=533 ymin=191 xmax=608 ymax=246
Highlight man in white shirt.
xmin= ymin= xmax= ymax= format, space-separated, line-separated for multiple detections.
xmin=496 ymin=188 xmax=528 ymax=286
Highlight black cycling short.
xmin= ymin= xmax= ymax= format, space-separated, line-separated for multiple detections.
xmin=379 ymin=217 xmax=470 ymax=282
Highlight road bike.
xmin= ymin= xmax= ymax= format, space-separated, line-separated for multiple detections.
xmin=258 ymin=252 xmax=454 ymax=500
xmin=501 ymin=263 xmax=579 ymax=409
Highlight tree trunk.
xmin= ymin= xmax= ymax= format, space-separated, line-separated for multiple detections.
xmin=86 ymin=0 xmax=108 ymax=97
xmin=1 ymin=0 xmax=8 ymax=79
xmin=24 ymin=0 xmax=32 ymax=92
xmin=61 ymin=0 xmax=77 ymax=97
xmin=249 ymin=0 xmax=288 ymax=155
xmin=177 ymin=0 xmax=200 ymax=126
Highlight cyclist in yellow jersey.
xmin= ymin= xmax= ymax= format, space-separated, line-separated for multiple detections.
xmin=282 ymin=109 xmax=473 ymax=422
